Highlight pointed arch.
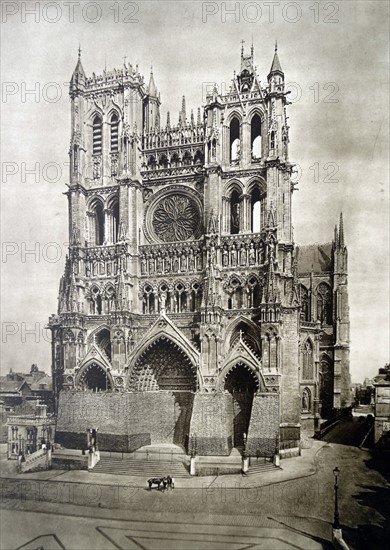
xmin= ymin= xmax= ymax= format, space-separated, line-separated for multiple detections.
xmin=88 ymin=284 xmax=103 ymax=314
xmin=88 ymin=196 xmax=105 ymax=246
xmin=106 ymin=194 xmax=120 ymax=243
xmin=250 ymin=113 xmax=262 ymax=160
xmin=93 ymin=326 xmax=112 ymax=361
xmin=230 ymin=116 xmax=240 ymax=163
xmin=128 ymin=336 xmax=198 ymax=392
xmin=76 ymin=360 xmax=113 ymax=391
xmin=226 ymin=316 xmax=262 ymax=357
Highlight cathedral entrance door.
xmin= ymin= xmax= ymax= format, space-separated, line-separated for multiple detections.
xmin=224 ymin=363 xmax=258 ymax=449
xmin=129 ymin=338 xmax=197 ymax=450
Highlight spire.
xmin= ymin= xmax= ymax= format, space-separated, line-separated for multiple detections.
xmin=338 ymin=212 xmax=344 ymax=248
xmin=181 ymin=95 xmax=186 ymax=122
xmin=268 ymin=41 xmax=284 ymax=80
xmin=197 ymin=107 xmax=201 ymax=125
xmin=251 ymin=35 xmax=254 ymax=59
xmin=148 ymin=65 xmax=157 ymax=97
xmin=241 ymin=39 xmax=245 ymax=59
xmin=166 ymin=111 xmax=170 ymax=128
xmin=190 ymin=109 xmax=194 ymax=126
xmin=72 ymin=45 xmax=85 ymax=78
xmin=334 ymin=224 xmax=338 ymax=249
xmin=70 ymin=45 xmax=85 ymax=95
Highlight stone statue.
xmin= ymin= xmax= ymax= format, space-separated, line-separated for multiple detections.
xmin=231 ymin=246 xmax=237 ymax=267
xmin=249 ymin=243 xmax=255 ymax=265
xmin=141 ymin=257 xmax=147 ymax=274
xmin=159 ymin=292 xmax=167 ymax=312
xmin=222 ymin=248 xmax=228 ymax=267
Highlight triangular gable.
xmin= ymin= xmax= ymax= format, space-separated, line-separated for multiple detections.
xmin=129 ymin=313 xmax=200 ymax=367
xmin=79 ymin=344 xmax=112 ymax=370
xmin=224 ymin=337 xmax=261 ymax=372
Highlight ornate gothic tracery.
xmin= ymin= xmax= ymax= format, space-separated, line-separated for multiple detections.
xmin=152 ymin=195 xmax=200 ymax=242
xmin=129 ymin=337 xmax=197 ymax=391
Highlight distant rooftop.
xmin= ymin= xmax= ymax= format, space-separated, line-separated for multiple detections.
xmin=296 ymin=243 xmax=333 ymax=274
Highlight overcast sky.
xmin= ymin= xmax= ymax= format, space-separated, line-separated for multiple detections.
xmin=1 ymin=0 xmax=389 ymax=382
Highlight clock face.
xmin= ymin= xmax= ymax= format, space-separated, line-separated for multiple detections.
xmin=152 ymin=194 xmax=201 ymax=242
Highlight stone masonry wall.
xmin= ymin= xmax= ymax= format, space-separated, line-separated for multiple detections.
xmin=56 ymin=390 xmax=193 ymax=452
xmin=189 ymin=393 xmax=233 ymax=456
xmin=246 ymin=394 xmax=279 ymax=457
xmin=280 ymin=311 xmax=301 ymax=425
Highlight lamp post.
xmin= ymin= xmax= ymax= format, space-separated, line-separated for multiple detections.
xmin=333 ymin=466 xmax=341 ymax=530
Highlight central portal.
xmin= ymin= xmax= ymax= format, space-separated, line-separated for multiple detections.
xmin=224 ymin=363 xmax=258 ymax=448
xmin=129 ymin=337 xmax=197 ymax=450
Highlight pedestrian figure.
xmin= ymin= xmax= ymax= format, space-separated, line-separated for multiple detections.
xmin=171 ymin=477 xmax=175 ymax=489
xmin=166 ymin=475 xmax=172 ymax=489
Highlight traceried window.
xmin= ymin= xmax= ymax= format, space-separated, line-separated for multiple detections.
xmin=92 ymin=115 xmax=103 ymax=155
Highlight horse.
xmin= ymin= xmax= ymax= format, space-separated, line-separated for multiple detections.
xmin=147 ymin=477 xmax=165 ymax=490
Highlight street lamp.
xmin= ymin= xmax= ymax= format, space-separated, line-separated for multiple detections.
xmin=333 ymin=466 xmax=341 ymax=530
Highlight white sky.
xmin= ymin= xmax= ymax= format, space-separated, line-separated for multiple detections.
xmin=1 ymin=0 xmax=389 ymax=382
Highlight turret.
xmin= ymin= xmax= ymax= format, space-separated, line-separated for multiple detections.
xmin=268 ymin=42 xmax=284 ymax=94
xmin=144 ymin=66 xmax=161 ymax=131
xmin=70 ymin=46 xmax=85 ymax=97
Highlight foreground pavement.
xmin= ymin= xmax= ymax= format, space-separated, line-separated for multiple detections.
xmin=1 ymin=437 xmax=389 ymax=549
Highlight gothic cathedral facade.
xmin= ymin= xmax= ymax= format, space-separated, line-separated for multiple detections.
xmin=49 ymin=45 xmax=351 ymax=457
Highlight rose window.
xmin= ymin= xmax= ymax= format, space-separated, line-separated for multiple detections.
xmin=152 ymin=195 xmax=200 ymax=242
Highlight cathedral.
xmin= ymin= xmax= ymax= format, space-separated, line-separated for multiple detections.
xmin=49 ymin=44 xmax=351 ymax=458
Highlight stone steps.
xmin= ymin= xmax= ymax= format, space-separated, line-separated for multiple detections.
xmin=246 ymin=462 xmax=279 ymax=476
xmin=91 ymin=456 xmax=191 ymax=477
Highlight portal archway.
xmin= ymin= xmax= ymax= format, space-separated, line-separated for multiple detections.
xmin=129 ymin=337 xmax=197 ymax=392
xmin=224 ymin=363 xmax=258 ymax=448
xmin=77 ymin=362 xmax=112 ymax=391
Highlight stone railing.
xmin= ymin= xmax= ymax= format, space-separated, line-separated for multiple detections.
xmin=20 ymin=448 xmax=50 ymax=473
xmin=143 ymin=124 xmax=204 ymax=150
xmin=140 ymin=164 xmax=203 ymax=180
